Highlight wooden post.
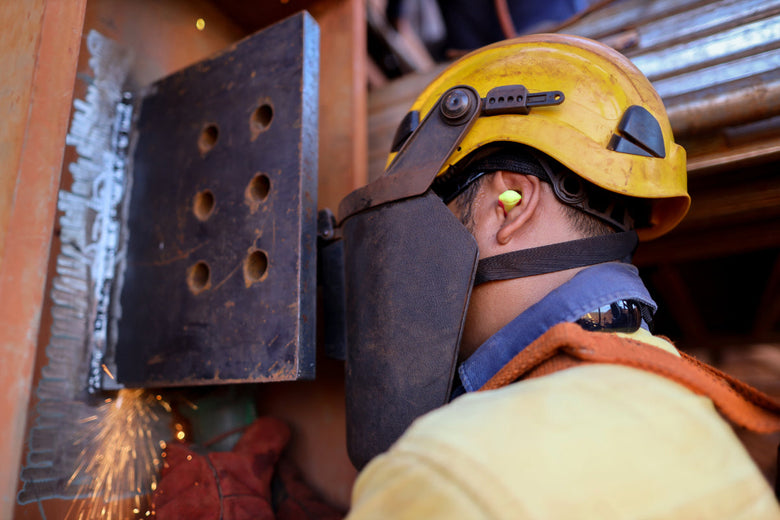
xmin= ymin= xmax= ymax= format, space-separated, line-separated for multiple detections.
xmin=0 ymin=1 xmax=87 ymax=517
xmin=312 ymin=0 xmax=368 ymax=210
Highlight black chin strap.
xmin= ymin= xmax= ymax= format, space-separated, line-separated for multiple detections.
xmin=475 ymin=231 xmax=639 ymax=286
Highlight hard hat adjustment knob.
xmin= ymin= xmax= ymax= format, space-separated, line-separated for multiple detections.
xmin=440 ymin=88 xmax=472 ymax=122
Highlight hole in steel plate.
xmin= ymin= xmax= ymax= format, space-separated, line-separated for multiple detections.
xmin=244 ymin=250 xmax=268 ymax=286
xmin=247 ymin=174 xmax=270 ymax=203
xmin=252 ymin=104 xmax=273 ymax=131
xmin=187 ymin=261 xmax=211 ymax=294
xmin=198 ymin=124 xmax=219 ymax=154
xmin=193 ymin=189 xmax=215 ymax=221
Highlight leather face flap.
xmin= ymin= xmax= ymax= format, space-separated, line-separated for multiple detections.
xmin=342 ymin=191 xmax=478 ymax=469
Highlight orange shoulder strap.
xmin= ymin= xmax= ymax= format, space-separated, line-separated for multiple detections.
xmin=478 ymin=322 xmax=780 ymax=434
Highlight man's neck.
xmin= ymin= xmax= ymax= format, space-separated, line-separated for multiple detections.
xmin=458 ymin=265 xmax=587 ymax=361
xmin=455 ymin=262 xmax=658 ymax=393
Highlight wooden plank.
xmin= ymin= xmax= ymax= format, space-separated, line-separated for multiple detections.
xmin=205 ymin=0 xmax=322 ymax=34
xmin=0 ymin=1 xmax=87 ymax=516
xmin=688 ymin=139 xmax=780 ymax=174
xmin=650 ymin=264 xmax=711 ymax=345
xmin=82 ymin=0 xmax=246 ymax=87
xmin=634 ymin=217 xmax=780 ymax=266
xmin=681 ymin=176 xmax=780 ymax=231
xmin=753 ymin=254 xmax=780 ymax=337
xmin=0 ymin=0 xmax=45 ymax=269
xmin=311 ymin=0 xmax=368 ymax=210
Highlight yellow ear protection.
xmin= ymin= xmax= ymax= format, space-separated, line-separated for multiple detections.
xmin=499 ymin=190 xmax=522 ymax=215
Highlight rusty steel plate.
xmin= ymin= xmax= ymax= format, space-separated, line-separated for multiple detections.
xmin=115 ymin=12 xmax=319 ymax=387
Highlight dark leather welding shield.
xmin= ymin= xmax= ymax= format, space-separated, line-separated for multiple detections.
xmin=341 ymin=192 xmax=478 ymax=469
xmin=334 ymin=86 xmax=482 ymax=469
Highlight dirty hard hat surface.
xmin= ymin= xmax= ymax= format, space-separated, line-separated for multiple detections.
xmin=390 ymin=34 xmax=690 ymax=240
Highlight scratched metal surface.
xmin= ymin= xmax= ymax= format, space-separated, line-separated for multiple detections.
xmin=116 ymin=12 xmax=320 ymax=386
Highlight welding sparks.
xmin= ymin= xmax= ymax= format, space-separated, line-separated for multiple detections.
xmin=66 ymin=389 xmax=171 ymax=519
xmin=102 ymin=364 xmax=116 ymax=380
xmin=196 ymin=18 xmax=205 ymax=31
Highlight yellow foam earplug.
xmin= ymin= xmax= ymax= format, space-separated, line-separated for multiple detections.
xmin=498 ymin=190 xmax=522 ymax=214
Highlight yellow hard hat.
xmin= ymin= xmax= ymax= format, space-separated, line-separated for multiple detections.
xmin=388 ymin=34 xmax=690 ymax=240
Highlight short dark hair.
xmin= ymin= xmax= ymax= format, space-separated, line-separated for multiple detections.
xmin=560 ymin=204 xmax=615 ymax=237
xmin=451 ymin=172 xmax=490 ymax=233
xmin=451 ymin=171 xmax=615 ymax=238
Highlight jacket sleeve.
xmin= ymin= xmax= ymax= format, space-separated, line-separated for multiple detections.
xmin=347 ymin=364 xmax=780 ymax=520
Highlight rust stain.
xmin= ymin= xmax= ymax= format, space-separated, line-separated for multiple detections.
xmin=224 ymin=300 xmax=235 ymax=308
xmin=148 ymin=354 xmax=164 ymax=365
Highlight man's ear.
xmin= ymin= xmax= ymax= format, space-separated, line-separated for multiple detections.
xmin=493 ymin=171 xmax=542 ymax=245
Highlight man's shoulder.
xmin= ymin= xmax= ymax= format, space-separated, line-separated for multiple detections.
xmin=352 ymin=361 xmax=779 ymax=519
xmin=415 ymin=361 xmax=733 ymax=449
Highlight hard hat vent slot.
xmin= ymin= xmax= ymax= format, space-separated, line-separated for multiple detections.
xmin=390 ymin=110 xmax=420 ymax=153
xmin=553 ymin=171 xmax=587 ymax=205
xmin=608 ymin=105 xmax=666 ymax=158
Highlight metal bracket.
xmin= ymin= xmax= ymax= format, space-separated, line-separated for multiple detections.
xmin=318 ymin=208 xmax=347 ymax=361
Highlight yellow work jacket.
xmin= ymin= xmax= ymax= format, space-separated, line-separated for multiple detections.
xmin=348 ymin=331 xmax=780 ymax=519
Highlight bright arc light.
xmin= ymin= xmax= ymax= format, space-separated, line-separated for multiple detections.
xmin=196 ymin=18 xmax=206 ymax=31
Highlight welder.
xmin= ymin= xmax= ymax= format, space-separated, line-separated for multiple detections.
xmin=337 ymin=34 xmax=780 ymax=518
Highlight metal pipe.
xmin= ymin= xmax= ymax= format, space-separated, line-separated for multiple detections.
xmin=666 ymin=69 xmax=780 ymax=135
xmin=633 ymin=15 xmax=780 ymax=81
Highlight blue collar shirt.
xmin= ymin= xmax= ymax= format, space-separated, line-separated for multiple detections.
xmin=456 ymin=262 xmax=657 ymax=394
